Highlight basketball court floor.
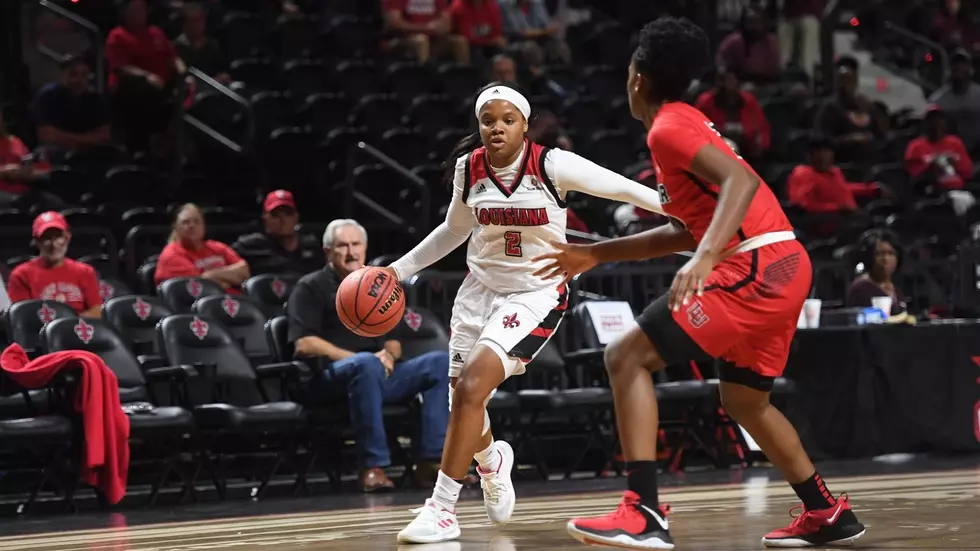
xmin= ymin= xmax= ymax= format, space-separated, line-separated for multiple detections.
xmin=1 ymin=457 xmax=978 ymax=550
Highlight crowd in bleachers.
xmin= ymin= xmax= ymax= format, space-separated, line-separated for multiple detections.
xmin=1 ymin=0 xmax=980 ymax=507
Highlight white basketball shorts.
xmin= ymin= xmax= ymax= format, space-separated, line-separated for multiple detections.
xmin=447 ymin=274 xmax=568 ymax=379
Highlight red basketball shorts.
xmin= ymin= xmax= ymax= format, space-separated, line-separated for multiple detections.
xmin=637 ymin=240 xmax=812 ymax=389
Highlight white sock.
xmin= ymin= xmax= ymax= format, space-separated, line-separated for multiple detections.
xmin=431 ymin=471 xmax=462 ymax=512
xmin=474 ymin=440 xmax=502 ymax=474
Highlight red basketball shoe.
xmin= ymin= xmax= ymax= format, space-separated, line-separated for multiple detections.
xmin=566 ymin=491 xmax=674 ymax=549
xmin=762 ymin=495 xmax=866 ymax=548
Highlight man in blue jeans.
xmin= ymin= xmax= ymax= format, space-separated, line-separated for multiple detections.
xmin=287 ymin=219 xmax=450 ymax=492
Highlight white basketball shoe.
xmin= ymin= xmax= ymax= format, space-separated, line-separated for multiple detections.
xmin=397 ymin=499 xmax=461 ymax=544
xmin=478 ymin=440 xmax=516 ymax=524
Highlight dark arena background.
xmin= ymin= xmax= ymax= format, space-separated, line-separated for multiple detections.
xmin=1 ymin=0 xmax=980 ymax=549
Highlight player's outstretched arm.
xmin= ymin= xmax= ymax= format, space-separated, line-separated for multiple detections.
xmin=531 ymin=222 xmax=696 ymax=287
xmin=388 ymin=157 xmax=475 ymax=281
xmin=547 ymin=149 xmax=666 ymax=215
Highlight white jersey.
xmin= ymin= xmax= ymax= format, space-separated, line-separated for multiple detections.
xmin=389 ymin=141 xmax=666 ymax=291
xmin=461 ymin=140 xmax=566 ymax=294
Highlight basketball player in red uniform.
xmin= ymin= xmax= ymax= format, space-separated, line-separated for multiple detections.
xmin=536 ymin=18 xmax=866 ymax=550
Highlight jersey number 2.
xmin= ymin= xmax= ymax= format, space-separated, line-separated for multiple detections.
xmin=504 ymin=231 xmax=522 ymax=257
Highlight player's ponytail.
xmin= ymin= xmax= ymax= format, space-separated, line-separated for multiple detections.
xmin=441 ymin=132 xmax=482 ymax=189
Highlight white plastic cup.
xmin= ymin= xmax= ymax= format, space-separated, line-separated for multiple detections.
xmin=803 ymin=298 xmax=823 ymax=328
xmin=871 ymin=296 xmax=893 ymax=317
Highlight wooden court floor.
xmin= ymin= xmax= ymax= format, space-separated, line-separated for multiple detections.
xmin=0 ymin=468 xmax=978 ymax=550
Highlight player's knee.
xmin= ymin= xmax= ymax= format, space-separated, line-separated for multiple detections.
xmin=604 ymin=329 xmax=663 ymax=379
xmin=452 ymin=373 xmax=493 ymax=410
xmin=720 ymin=385 xmax=769 ymax=422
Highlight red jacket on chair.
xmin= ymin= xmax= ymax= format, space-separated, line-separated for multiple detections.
xmin=1 ymin=344 xmax=130 ymax=504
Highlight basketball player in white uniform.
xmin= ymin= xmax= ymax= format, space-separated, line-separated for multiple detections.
xmin=388 ymin=83 xmax=666 ymax=544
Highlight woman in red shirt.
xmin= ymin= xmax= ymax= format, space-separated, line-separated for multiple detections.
xmin=154 ymin=204 xmax=250 ymax=290
xmin=694 ymin=68 xmax=771 ymax=160
xmin=905 ymin=106 xmax=973 ymax=194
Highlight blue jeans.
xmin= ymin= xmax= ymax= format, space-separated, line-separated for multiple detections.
xmin=317 ymin=351 xmax=450 ymax=468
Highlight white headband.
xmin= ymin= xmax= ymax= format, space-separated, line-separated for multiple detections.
xmin=474 ymin=86 xmax=531 ymax=121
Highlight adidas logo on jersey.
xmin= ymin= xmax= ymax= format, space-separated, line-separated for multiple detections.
xmin=451 ymin=353 xmax=464 ymax=364
xmin=475 ymin=183 xmax=488 ymax=194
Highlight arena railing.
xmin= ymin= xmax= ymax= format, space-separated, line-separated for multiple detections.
xmin=341 ymin=141 xmax=432 ymax=241
xmin=182 ymin=67 xmax=255 ymax=155
xmin=36 ymin=0 xmax=105 ymax=93
xmin=881 ymin=21 xmax=949 ymax=95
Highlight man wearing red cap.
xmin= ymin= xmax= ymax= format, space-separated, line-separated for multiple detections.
xmin=7 ymin=211 xmax=102 ymax=316
xmin=232 ymin=190 xmax=322 ymax=276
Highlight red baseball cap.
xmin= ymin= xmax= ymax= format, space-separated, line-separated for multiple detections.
xmin=32 ymin=211 xmax=69 ymax=239
xmin=263 ymin=190 xmax=296 ymax=213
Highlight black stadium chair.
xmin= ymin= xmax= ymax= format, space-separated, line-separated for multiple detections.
xmin=137 ymin=256 xmax=160 ymax=295
xmin=220 ymin=12 xmax=269 ymax=59
xmin=98 ymin=277 xmax=133 ymax=304
xmin=158 ymin=277 xmax=225 ymax=314
xmin=379 ymin=128 xmax=426 ymax=167
xmin=157 ymin=314 xmax=308 ymax=499
xmin=350 ymin=94 xmax=402 ymax=138
xmin=320 ymin=16 xmax=379 ymax=59
xmin=581 ymin=65 xmax=621 ymax=100
xmin=514 ymin=339 xmax=614 ymax=480
xmin=193 ymin=294 xmax=275 ymax=363
xmin=4 ymin=300 xmax=77 ymax=358
xmin=387 ymin=62 xmax=431 ymax=104
xmin=274 ymin=14 xmax=317 ymax=58
xmin=407 ymin=95 xmax=456 ymax=136
xmin=250 ymin=91 xmax=295 ymax=139
xmin=300 ymin=93 xmax=350 ymax=137
xmin=103 ymin=295 xmax=173 ymax=356
xmin=437 ymin=63 xmax=481 ymax=99
xmin=336 ymin=60 xmax=380 ymax=100
xmin=229 ymin=57 xmax=278 ymax=90
xmin=561 ymin=96 xmax=603 ymax=137
xmin=40 ymin=318 xmax=197 ymax=505
xmin=283 ymin=59 xmax=329 ymax=99
xmin=243 ymin=273 xmax=299 ymax=318
xmin=0 ymin=369 xmax=75 ymax=513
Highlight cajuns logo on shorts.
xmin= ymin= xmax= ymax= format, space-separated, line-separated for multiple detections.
xmin=686 ymin=300 xmax=710 ymax=328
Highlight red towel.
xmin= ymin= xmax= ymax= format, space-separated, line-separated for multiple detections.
xmin=1 ymin=344 xmax=130 ymax=504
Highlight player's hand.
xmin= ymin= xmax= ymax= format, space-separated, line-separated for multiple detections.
xmin=668 ymin=251 xmax=718 ymax=312
xmin=531 ymin=241 xmax=598 ymax=287
xmin=375 ymin=350 xmax=395 ymax=376
xmin=380 ymin=266 xmax=400 ymax=281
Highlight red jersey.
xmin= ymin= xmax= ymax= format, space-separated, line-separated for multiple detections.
xmin=105 ymin=26 xmax=177 ymax=90
xmin=0 ymin=135 xmax=30 ymax=194
xmin=7 ymin=258 xmax=101 ymax=313
xmin=449 ymin=0 xmax=503 ymax=46
xmin=647 ymin=102 xmax=792 ymax=250
xmin=904 ymin=135 xmax=972 ymax=190
xmin=383 ymin=0 xmax=450 ymax=25
xmin=155 ymin=240 xmax=243 ymax=285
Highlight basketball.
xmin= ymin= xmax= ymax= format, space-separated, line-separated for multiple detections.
xmin=336 ymin=266 xmax=406 ymax=337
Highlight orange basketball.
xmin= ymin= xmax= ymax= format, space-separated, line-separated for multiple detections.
xmin=336 ymin=266 xmax=406 ymax=337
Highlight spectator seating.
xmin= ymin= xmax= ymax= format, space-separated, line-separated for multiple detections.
xmin=5 ymin=300 xmax=78 ymax=358
xmin=192 ymin=294 xmax=274 ymax=363
xmin=157 ymin=314 xmax=308 ymax=499
xmin=103 ymin=295 xmax=173 ymax=357
xmin=158 ymin=277 xmax=225 ymax=314
xmin=242 ymin=273 xmax=299 ymax=318
xmin=40 ymin=317 xmax=197 ymax=505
